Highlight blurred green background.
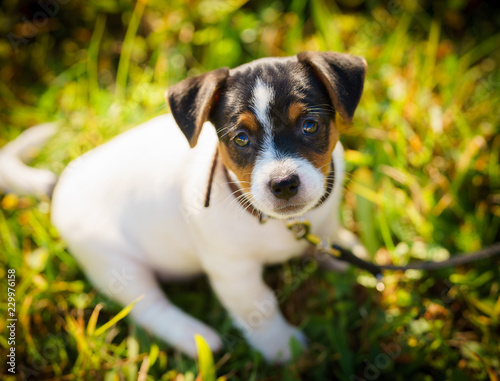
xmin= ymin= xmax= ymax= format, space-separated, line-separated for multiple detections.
xmin=0 ymin=0 xmax=499 ymax=380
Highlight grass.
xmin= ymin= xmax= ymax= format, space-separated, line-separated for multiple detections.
xmin=1 ymin=0 xmax=499 ymax=380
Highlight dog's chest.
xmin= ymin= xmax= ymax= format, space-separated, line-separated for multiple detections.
xmin=206 ymin=216 xmax=310 ymax=263
xmin=205 ymin=231 xmax=308 ymax=265
xmin=189 ymin=186 xmax=325 ymax=265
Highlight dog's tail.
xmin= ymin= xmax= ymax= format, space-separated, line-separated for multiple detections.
xmin=0 ymin=123 xmax=59 ymax=199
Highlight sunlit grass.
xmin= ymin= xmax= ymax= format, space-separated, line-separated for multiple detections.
xmin=0 ymin=1 xmax=499 ymax=380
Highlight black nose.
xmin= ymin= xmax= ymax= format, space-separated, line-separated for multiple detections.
xmin=270 ymin=175 xmax=300 ymax=200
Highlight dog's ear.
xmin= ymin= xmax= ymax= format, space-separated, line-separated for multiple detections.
xmin=297 ymin=51 xmax=366 ymax=123
xmin=166 ymin=68 xmax=229 ymax=147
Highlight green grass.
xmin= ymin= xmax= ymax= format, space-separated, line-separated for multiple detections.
xmin=1 ymin=1 xmax=499 ymax=380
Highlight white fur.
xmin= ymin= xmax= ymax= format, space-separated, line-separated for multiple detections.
xmin=251 ymin=78 xmax=274 ymax=134
xmin=0 ymin=114 xmax=365 ymax=363
xmin=0 ymin=123 xmax=58 ymax=197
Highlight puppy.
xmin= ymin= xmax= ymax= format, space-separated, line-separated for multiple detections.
xmin=0 ymin=51 xmax=367 ymax=363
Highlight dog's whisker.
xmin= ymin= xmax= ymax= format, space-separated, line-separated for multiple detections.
xmin=307 ymin=106 xmax=335 ymax=112
xmin=226 ymin=189 xmax=253 ymax=211
xmin=218 ymin=126 xmax=238 ymax=139
xmin=241 ymin=202 xmax=255 ymax=216
xmin=226 ymin=181 xmax=251 ymax=185
xmin=318 ymin=162 xmax=333 ymax=171
xmin=223 ymin=189 xmax=244 ymax=204
xmin=232 ymin=196 xmax=255 ymax=219
xmin=225 ymin=190 xmax=250 ymax=208
xmin=230 ymin=192 xmax=251 ymax=205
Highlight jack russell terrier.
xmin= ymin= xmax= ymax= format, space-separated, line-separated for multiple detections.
xmin=0 ymin=51 xmax=367 ymax=363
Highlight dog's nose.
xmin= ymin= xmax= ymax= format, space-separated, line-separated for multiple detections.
xmin=269 ymin=175 xmax=300 ymax=200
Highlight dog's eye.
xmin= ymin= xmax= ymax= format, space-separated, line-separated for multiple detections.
xmin=234 ymin=132 xmax=250 ymax=147
xmin=302 ymin=119 xmax=319 ymax=135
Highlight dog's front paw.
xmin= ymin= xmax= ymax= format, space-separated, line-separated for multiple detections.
xmin=261 ymin=324 xmax=307 ymax=363
xmin=246 ymin=321 xmax=308 ymax=363
xmin=169 ymin=319 xmax=223 ymax=358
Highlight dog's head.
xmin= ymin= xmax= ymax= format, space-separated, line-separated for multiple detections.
xmin=167 ymin=52 xmax=366 ymax=219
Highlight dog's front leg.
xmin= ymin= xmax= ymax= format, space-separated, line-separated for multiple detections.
xmin=206 ymin=259 xmax=307 ymax=363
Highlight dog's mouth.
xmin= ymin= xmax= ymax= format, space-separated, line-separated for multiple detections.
xmin=274 ymin=202 xmax=309 ymax=214
xmin=242 ymin=192 xmax=313 ymax=219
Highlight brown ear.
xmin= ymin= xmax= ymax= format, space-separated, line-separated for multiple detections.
xmin=166 ymin=68 xmax=229 ymax=147
xmin=297 ymin=51 xmax=366 ymax=123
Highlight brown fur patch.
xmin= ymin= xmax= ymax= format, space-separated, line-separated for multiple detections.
xmin=219 ymin=110 xmax=259 ymax=200
xmin=305 ymin=120 xmax=339 ymax=176
xmin=237 ymin=111 xmax=259 ymax=133
xmin=288 ymin=102 xmax=307 ymax=122
xmin=218 ymin=142 xmax=254 ymax=195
